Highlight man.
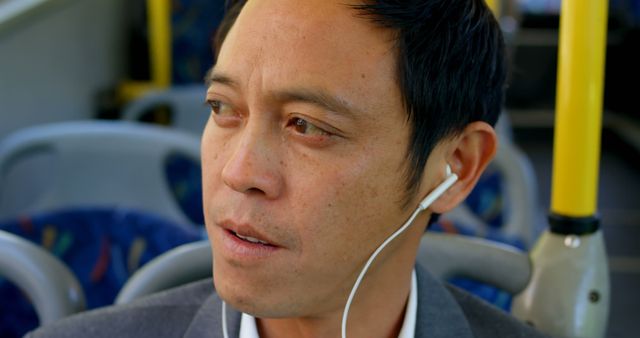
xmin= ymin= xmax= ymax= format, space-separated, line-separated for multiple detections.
xmin=29 ymin=0 xmax=547 ymax=337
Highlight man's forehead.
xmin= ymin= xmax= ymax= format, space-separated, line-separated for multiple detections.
xmin=217 ymin=2 xmax=397 ymax=90
xmin=225 ymin=0 xmax=391 ymax=57
xmin=240 ymin=0 xmax=361 ymax=28
xmin=210 ymin=0 xmax=404 ymax=125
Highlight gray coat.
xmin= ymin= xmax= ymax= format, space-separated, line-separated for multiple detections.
xmin=27 ymin=265 xmax=548 ymax=337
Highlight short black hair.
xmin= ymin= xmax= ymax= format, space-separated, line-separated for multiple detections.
xmin=352 ymin=0 xmax=507 ymax=205
xmin=213 ymin=0 xmax=507 ymax=207
xmin=213 ymin=0 xmax=247 ymax=59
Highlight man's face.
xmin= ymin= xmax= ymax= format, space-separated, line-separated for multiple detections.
xmin=203 ymin=0 xmax=436 ymax=318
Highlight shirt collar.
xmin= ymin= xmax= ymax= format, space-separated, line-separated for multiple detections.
xmin=398 ymin=269 xmax=418 ymax=338
xmin=239 ymin=269 xmax=418 ymax=338
xmin=238 ymin=312 xmax=259 ymax=338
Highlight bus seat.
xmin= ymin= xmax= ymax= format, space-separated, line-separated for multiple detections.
xmin=0 ymin=121 xmax=203 ymax=226
xmin=0 ymin=230 xmax=85 ymax=336
xmin=115 ymin=240 xmax=211 ymax=304
xmin=121 ymin=85 xmax=210 ymax=136
xmin=495 ymin=112 xmax=514 ymax=142
xmin=0 ymin=207 xmax=203 ymax=337
xmin=417 ymin=233 xmax=530 ymax=295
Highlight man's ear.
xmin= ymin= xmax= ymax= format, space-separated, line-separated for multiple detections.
xmin=429 ymin=121 xmax=498 ymax=214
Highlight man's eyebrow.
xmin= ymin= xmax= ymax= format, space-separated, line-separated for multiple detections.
xmin=205 ymin=69 xmax=238 ymax=88
xmin=205 ymin=69 xmax=361 ymax=119
xmin=272 ymin=88 xmax=360 ymax=119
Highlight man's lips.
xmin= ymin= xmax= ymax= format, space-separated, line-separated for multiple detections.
xmin=232 ymin=231 xmax=271 ymax=245
xmin=216 ymin=220 xmax=281 ymax=260
xmin=218 ymin=220 xmax=279 ymax=248
xmin=225 ymin=228 xmax=277 ymax=248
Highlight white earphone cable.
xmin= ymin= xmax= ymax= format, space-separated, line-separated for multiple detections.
xmin=340 ymin=168 xmax=458 ymax=338
xmin=222 ymin=301 xmax=230 ymax=338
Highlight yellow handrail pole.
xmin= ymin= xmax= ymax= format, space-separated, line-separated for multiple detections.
xmin=551 ymin=0 xmax=608 ymax=219
xmin=118 ymin=0 xmax=172 ymax=103
xmin=485 ymin=0 xmax=500 ymax=18
xmin=147 ymin=0 xmax=172 ymax=88
xmin=513 ymin=1 xmax=610 ymax=337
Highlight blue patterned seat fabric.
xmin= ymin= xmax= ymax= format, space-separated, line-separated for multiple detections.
xmin=0 ymin=208 xmax=203 ymax=338
xmin=164 ymin=152 xmax=204 ymax=225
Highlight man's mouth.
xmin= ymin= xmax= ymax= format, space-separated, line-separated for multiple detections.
xmin=216 ymin=221 xmax=281 ymax=260
xmin=231 ymin=230 xmax=272 ymax=246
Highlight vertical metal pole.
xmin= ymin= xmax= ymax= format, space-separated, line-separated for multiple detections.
xmin=147 ymin=0 xmax=172 ymax=88
xmin=117 ymin=0 xmax=172 ymax=101
xmin=512 ymin=1 xmax=610 ymax=337
xmin=552 ymin=0 xmax=607 ymax=218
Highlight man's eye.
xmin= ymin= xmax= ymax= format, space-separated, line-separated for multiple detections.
xmin=207 ymin=100 xmax=234 ymax=116
xmin=288 ymin=117 xmax=329 ymax=136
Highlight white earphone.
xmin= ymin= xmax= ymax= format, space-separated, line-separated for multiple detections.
xmin=222 ymin=164 xmax=458 ymax=338
xmin=340 ymin=164 xmax=458 ymax=338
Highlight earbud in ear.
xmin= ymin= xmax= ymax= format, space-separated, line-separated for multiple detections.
xmin=417 ymin=164 xmax=458 ymax=210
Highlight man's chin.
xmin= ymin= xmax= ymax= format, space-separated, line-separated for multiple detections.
xmin=214 ymin=274 xmax=271 ymax=316
xmin=214 ymin=277 xmax=304 ymax=318
xmin=218 ymin=292 xmax=288 ymax=318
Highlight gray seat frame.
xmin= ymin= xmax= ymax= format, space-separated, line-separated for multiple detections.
xmin=0 ymin=230 xmax=85 ymax=324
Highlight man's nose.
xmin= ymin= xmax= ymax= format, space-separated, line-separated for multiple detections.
xmin=221 ymin=129 xmax=284 ymax=199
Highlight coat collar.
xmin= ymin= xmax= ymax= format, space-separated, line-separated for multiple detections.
xmin=414 ymin=264 xmax=474 ymax=338
xmin=184 ymin=291 xmax=241 ymax=338
xmin=184 ymin=264 xmax=473 ymax=338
